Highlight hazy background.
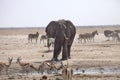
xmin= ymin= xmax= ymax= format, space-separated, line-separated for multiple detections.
xmin=0 ymin=0 xmax=120 ymax=27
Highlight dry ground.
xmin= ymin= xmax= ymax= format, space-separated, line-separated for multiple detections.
xmin=0 ymin=27 xmax=120 ymax=80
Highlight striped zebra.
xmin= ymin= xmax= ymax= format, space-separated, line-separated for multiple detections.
xmin=111 ymin=31 xmax=120 ymax=43
xmin=104 ymin=30 xmax=113 ymax=41
xmin=47 ymin=38 xmax=55 ymax=50
xmin=114 ymin=30 xmax=120 ymax=33
xmin=86 ymin=30 xmax=98 ymax=42
xmin=78 ymin=33 xmax=89 ymax=43
xmin=40 ymin=35 xmax=48 ymax=44
xmin=78 ymin=30 xmax=98 ymax=43
xmin=28 ymin=32 xmax=39 ymax=43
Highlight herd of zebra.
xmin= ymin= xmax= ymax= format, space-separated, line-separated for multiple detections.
xmin=27 ymin=29 xmax=120 ymax=48
xmin=104 ymin=30 xmax=120 ymax=42
xmin=28 ymin=32 xmax=55 ymax=50
xmin=78 ymin=30 xmax=98 ymax=43
xmin=78 ymin=30 xmax=120 ymax=43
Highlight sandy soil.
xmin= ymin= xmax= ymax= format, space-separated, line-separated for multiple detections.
xmin=0 ymin=27 xmax=120 ymax=80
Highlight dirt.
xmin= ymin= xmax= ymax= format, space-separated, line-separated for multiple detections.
xmin=0 ymin=27 xmax=120 ymax=80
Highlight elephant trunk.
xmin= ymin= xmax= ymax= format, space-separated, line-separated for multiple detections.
xmin=52 ymin=26 xmax=66 ymax=61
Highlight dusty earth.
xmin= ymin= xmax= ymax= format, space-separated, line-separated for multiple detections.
xmin=0 ymin=27 xmax=120 ymax=80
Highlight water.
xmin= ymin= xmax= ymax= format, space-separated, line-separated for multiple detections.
xmin=15 ymin=67 xmax=120 ymax=76
xmin=74 ymin=67 xmax=120 ymax=75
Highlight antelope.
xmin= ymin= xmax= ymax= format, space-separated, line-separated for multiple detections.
xmin=30 ymin=64 xmax=42 ymax=73
xmin=30 ymin=61 xmax=50 ymax=74
xmin=62 ymin=60 xmax=73 ymax=80
xmin=16 ymin=57 xmax=30 ymax=74
xmin=39 ymin=61 xmax=57 ymax=74
xmin=30 ymin=61 xmax=63 ymax=74
xmin=0 ymin=57 xmax=13 ymax=76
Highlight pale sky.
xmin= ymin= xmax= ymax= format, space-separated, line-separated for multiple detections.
xmin=0 ymin=0 xmax=120 ymax=27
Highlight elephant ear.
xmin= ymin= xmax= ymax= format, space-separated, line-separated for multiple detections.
xmin=45 ymin=21 xmax=58 ymax=38
xmin=65 ymin=20 xmax=76 ymax=30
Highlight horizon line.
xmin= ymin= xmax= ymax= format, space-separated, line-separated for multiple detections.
xmin=0 ymin=24 xmax=120 ymax=29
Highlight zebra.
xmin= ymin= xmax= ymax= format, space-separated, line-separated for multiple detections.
xmin=114 ymin=30 xmax=120 ymax=33
xmin=40 ymin=35 xmax=48 ymax=44
xmin=104 ymin=30 xmax=113 ymax=41
xmin=78 ymin=33 xmax=89 ymax=43
xmin=87 ymin=30 xmax=98 ymax=42
xmin=111 ymin=31 xmax=120 ymax=43
xmin=28 ymin=32 xmax=39 ymax=43
xmin=78 ymin=30 xmax=98 ymax=43
xmin=47 ymin=38 xmax=55 ymax=50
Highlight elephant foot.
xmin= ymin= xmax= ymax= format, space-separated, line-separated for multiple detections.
xmin=61 ymin=58 xmax=68 ymax=61
xmin=68 ymin=56 xmax=71 ymax=59
xmin=51 ymin=57 xmax=58 ymax=61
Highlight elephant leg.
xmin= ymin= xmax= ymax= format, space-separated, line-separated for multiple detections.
xmin=52 ymin=44 xmax=62 ymax=61
xmin=67 ymin=45 xmax=72 ymax=59
xmin=62 ymin=40 xmax=68 ymax=60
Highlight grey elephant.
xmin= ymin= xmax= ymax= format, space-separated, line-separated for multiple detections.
xmin=45 ymin=19 xmax=76 ymax=61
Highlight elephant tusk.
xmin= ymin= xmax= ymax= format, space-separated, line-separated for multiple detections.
xmin=63 ymin=32 xmax=69 ymax=40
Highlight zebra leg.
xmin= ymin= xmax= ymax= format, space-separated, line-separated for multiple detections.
xmin=36 ymin=39 xmax=37 ymax=43
xmin=31 ymin=39 xmax=32 ymax=43
xmin=28 ymin=38 xmax=29 ymax=43
xmin=43 ymin=40 xmax=44 ymax=44
xmin=90 ymin=38 xmax=92 ymax=42
xmin=80 ymin=39 xmax=82 ymax=43
xmin=93 ymin=38 xmax=94 ymax=42
xmin=84 ymin=39 xmax=86 ymax=43
xmin=108 ymin=37 xmax=110 ymax=41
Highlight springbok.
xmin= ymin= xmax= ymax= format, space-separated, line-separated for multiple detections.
xmin=62 ymin=60 xmax=73 ymax=80
xmin=0 ymin=57 xmax=13 ymax=76
xmin=30 ymin=61 xmax=63 ymax=75
xmin=30 ymin=64 xmax=40 ymax=73
xmin=40 ymin=61 xmax=58 ymax=74
xmin=28 ymin=32 xmax=39 ymax=43
xmin=30 ymin=61 xmax=51 ymax=74
xmin=16 ymin=57 xmax=30 ymax=75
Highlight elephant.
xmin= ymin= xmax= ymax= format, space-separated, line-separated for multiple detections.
xmin=45 ymin=19 xmax=76 ymax=61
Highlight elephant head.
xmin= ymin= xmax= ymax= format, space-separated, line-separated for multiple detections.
xmin=45 ymin=19 xmax=76 ymax=61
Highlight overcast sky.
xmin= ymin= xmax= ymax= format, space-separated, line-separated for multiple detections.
xmin=0 ymin=0 xmax=120 ymax=27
